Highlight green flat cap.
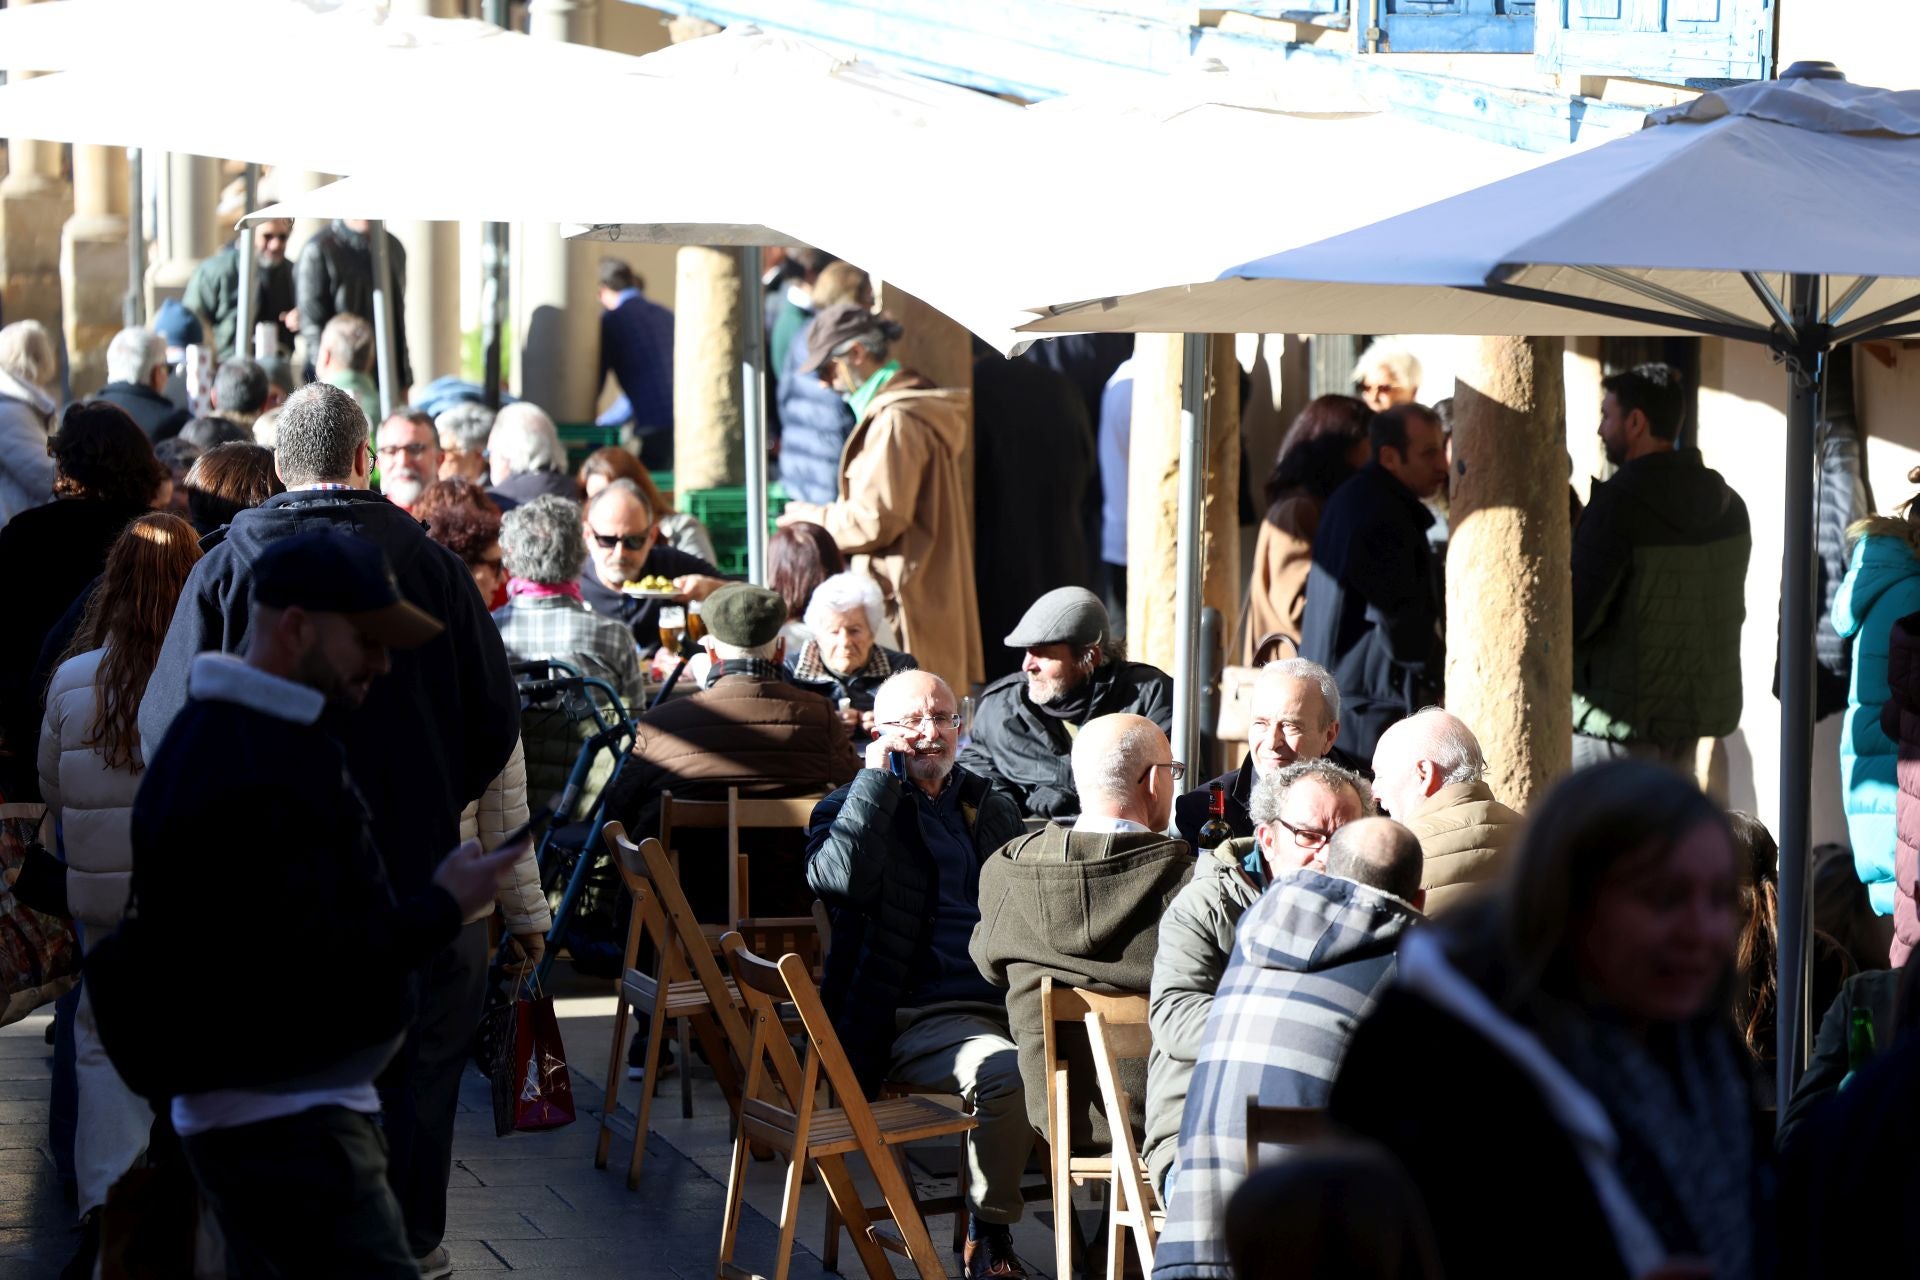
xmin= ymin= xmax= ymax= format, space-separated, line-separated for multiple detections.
xmin=702 ymin=583 xmax=788 ymax=648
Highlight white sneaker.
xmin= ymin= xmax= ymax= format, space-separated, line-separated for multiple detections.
xmin=417 ymin=1245 xmax=454 ymax=1279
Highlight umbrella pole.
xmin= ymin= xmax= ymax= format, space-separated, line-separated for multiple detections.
xmin=1775 ymin=272 xmax=1822 ymax=1113
xmin=369 ymin=218 xmax=398 ymax=422
xmin=738 ymin=245 xmax=769 ymax=585
xmin=234 ymin=163 xmax=257 ymax=361
xmin=123 ymin=147 xmax=144 ymax=328
xmin=1169 ymin=333 xmax=1208 ymax=806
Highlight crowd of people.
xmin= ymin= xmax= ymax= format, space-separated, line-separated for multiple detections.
xmin=0 ymin=225 xmax=1911 ymax=1280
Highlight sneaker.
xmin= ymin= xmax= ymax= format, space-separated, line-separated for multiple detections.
xmin=416 ymin=1244 xmax=453 ymax=1279
xmin=961 ymin=1223 xmax=1027 ymax=1279
xmin=626 ymin=1041 xmax=678 ymax=1083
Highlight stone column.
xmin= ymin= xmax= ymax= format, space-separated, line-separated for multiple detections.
xmin=145 ymin=151 xmax=218 ymax=311
xmin=1446 ymin=336 xmax=1572 ymax=808
xmin=0 ymin=55 xmax=75 ymax=338
xmin=1127 ymin=333 xmax=1241 ymax=672
xmin=672 ymin=245 xmax=744 ymax=490
xmin=390 ymin=0 xmax=461 ymax=390
xmin=60 ymin=145 xmax=129 ymax=397
xmin=513 ymin=0 xmax=602 ymax=422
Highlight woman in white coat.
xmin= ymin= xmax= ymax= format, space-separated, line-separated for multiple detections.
xmin=37 ymin=512 xmax=202 ymax=1243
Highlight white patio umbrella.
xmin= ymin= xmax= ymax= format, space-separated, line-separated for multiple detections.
xmin=1022 ymin=63 xmax=1920 ymax=1109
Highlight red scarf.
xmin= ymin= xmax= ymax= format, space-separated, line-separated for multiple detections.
xmin=506 ymin=577 xmax=584 ymax=603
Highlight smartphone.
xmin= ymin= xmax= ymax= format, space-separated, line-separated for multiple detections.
xmin=495 ymin=803 xmax=555 ymax=853
xmin=887 ymin=750 xmax=907 ymax=780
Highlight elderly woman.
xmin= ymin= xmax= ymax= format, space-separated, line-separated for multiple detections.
xmin=416 ymin=478 xmax=508 ymax=609
xmin=785 ymin=571 xmax=916 ymax=738
xmin=492 ymin=493 xmax=645 ymax=715
xmin=0 ymin=318 xmax=60 ymax=527
xmin=488 ymin=402 xmax=576 ymax=506
xmin=1352 ymin=338 xmax=1423 ymax=413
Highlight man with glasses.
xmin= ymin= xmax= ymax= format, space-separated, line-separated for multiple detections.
xmin=1143 ymin=756 xmax=1370 ymax=1200
xmin=184 ymin=218 xmax=300 ymax=360
xmin=574 ymin=477 xmax=726 ymax=656
xmin=973 ymin=713 xmax=1195 ymax=1276
xmin=807 ymin=670 xmax=1031 ymax=1279
xmin=375 ymin=409 xmax=442 ymax=516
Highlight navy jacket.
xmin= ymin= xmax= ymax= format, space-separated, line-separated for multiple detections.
xmin=774 ymin=314 xmax=854 ymax=505
xmin=95 ymin=381 xmax=191 ymax=442
xmin=600 ymin=289 xmax=675 ymax=442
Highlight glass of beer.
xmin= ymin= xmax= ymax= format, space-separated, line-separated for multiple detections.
xmin=687 ymin=601 xmax=706 ymax=644
xmin=658 ymin=605 xmax=686 ymax=654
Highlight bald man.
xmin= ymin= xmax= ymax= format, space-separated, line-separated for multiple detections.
xmin=972 ymin=714 xmax=1194 ymax=1175
xmin=1153 ymin=816 xmax=1424 ymax=1279
xmin=804 ymin=670 xmax=1035 ymax=1277
xmin=1370 ymin=708 xmax=1521 ymax=912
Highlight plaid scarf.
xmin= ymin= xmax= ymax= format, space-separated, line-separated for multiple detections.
xmin=790 ymin=638 xmax=900 ymax=686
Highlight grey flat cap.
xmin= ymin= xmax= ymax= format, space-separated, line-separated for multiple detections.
xmin=1004 ymin=586 xmax=1110 ymax=649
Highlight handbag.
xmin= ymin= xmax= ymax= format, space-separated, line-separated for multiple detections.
xmin=1215 ymin=633 xmax=1297 ymax=744
xmin=486 ymin=973 xmax=576 ymax=1135
xmin=0 ymin=803 xmax=79 ymax=1027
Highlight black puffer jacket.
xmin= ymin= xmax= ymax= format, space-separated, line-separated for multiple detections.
xmin=295 ymin=220 xmax=412 ymax=390
xmin=957 ymin=661 xmax=1173 ymax=819
xmin=805 ymin=766 xmax=1024 ymax=1097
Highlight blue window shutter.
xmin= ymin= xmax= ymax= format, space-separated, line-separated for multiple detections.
xmin=1536 ymin=0 xmax=1773 ymax=83
xmin=1379 ymin=0 xmax=1535 ymax=53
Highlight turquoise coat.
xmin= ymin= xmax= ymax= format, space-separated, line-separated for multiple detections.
xmin=1832 ymin=531 xmax=1920 ymax=915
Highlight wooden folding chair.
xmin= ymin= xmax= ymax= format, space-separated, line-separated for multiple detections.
xmin=718 ymin=933 xmax=976 ymax=1280
xmin=657 ymin=790 xmax=732 ymax=946
xmin=593 ymin=823 xmax=750 ymax=1187
xmin=1043 ymin=977 xmax=1151 ymax=1280
xmin=1242 ymin=1100 xmax=1330 ymax=1173
xmin=1084 ymin=1003 xmax=1162 ymax=1278
xmin=729 ymin=793 xmax=826 ymax=970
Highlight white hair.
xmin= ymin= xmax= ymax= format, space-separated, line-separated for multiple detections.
xmin=1070 ymin=717 xmax=1168 ymax=810
xmin=436 ymin=402 xmax=496 ymax=453
xmin=489 ymin=402 xmax=566 ymax=476
xmin=708 ymin=636 xmax=781 ymax=663
xmin=0 ymin=319 xmax=57 ymax=393
xmin=1351 ymin=339 xmax=1423 ymax=394
xmin=804 ymin=572 xmax=889 ymax=644
xmin=1407 ymin=707 xmax=1486 ymax=786
xmin=106 ymin=327 xmax=166 ymax=386
xmin=1260 ymin=657 xmax=1340 ymax=724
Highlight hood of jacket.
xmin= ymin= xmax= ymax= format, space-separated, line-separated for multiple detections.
xmin=978 ymin=823 xmax=1194 ymax=964
xmin=1834 ymin=525 xmax=1920 ymax=639
xmin=1237 ymin=868 xmax=1420 ymax=975
xmin=0 ymin=366 xmax=55 ymax=419
xmin=215 ymin=488 xmax=431 ymax=571
xmin=860 ymin=369 xmax=970 ymax=457
xmin=1597 ymin=447 xmax=1741 ymax=542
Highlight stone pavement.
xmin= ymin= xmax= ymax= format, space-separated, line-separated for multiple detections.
xmin=0 ymin=973 xmax=1072 ymax=1279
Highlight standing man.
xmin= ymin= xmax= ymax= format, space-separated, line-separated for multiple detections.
xmin=595 ymin=259 xmax=675 ymax=471
xmin=1370 ymin=708 xmax=1522 ymax=912
xmin=297 ymin=218 xmax=411 ymax=396
xmin=1172 ymin=657 xmax=1345 ymax=846
xmin=1299 ymin=403 xmax=1449 ymax=763
xmin=376 ymin=409 xmax=444 ymax=517
xmin=1571 ymin=363 xmax=1750 ymax=775
xmin=93 ymin=530 xmax=524 ymax=1278
xmin=805 ymin=670 xmax=1032 ymax=1279
xmin=183 ymin=218 xmax=299 ymax=359
xmin=776 ymin=303 xmax=982 ymax=693
xmin=137 ymin=383 xmax=520 ymax=1278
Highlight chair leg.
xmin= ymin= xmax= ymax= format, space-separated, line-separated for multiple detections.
xmin=821 ymin=1196 xmax=842 ymax=1275
xmin=815 ymin=1154 xmax=897 ymax=1280
xmin=595 ymin=996 xmax=630 ymax=1170
xmin=868 ymin=1141 xmax=947 ymax=1280
xmin=628 ymin=1002 xmax=671 ymax=1190
xmin=715 ymin=1115 xmax=756 ymax=1276
xmin=1104 ymin=1174 xmax=1126 ymax=1280
xmin=678 ymin=1017 xmax=694 ymax=1120
xmin=1052 ymin=1137 xmax=1075 ymax=1280
xmin=769 ymin=1143 xmax=810 ymax=1280
xmin=952 ymin=1128 xmax=971 ymax=1255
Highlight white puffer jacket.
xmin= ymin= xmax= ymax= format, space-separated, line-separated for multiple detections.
xmin=461 ymin=736 xmax=551 ymax=935
xmin=36 ymin=648 xmax=138 ymax=939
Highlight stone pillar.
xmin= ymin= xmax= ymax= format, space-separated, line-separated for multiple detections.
xmin=672 ymin=245 xmax=744 ymax=490
xmin=1127 ymin=333 xmax=1241 ymax=672
xmin=0 ymin=56 xmax=75 ymax=338
xmin=145 ymin=151 xmax=218 ymax=311
xmin=1446 ymin=336 xmax=1572 ymax=809
xmin=513 ymin=0 xmax=602 ymax=421
xmin=60 ymin=146 xmax=129 ymax=397
xmin=390 ymin=0 xmax=461 ymax=390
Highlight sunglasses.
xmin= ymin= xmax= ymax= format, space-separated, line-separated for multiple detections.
xmin=590 ymin=530 xmax=650 ymax=551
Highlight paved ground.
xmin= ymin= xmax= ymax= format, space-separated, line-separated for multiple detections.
xmin=0 ymin=973 xmax=1072 ymax=1279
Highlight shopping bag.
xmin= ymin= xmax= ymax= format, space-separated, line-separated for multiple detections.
xmin=486 ymin=976 xmax=575 ymax=1135
xmin=0 ymin=803 xmax=79 ymax=1026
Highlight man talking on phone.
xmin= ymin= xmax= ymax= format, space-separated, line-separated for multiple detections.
xmin=89 ymin=530 xmax=528 ymax=1278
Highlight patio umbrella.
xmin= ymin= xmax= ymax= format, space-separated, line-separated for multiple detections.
xmin=1024 ymin=63 xmax=1920 ymax=1109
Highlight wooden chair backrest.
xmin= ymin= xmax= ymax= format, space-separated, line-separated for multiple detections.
xmin=1041 ymin=978 xmax=1151 ymax=1159
xmin=752 ymin=938 xmax=891 ymax=1147
xmin=728 ymin=792 xmax=827 ymax=965
xmin=606 ymin=819 xmax=677 ymax=982
xmin=720 ymin=931 xmax=811 ymax=1113
xmin=1243 ymin=1099 xmax=1331 ymax=1172
xmin=1085 ymin=1006 xmax=1161 ymax=1235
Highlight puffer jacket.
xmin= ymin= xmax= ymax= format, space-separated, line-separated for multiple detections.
xmin=958 ymin=661 xmax=1175 ymax=820
xmin=1145 ymin=839 xmax=1264 ymax=1191
xmin=458 ymin=737 xmax=549 ymax=935
xmin=1833 ymin=525 xmax=1920 ymax=917
xmin=36 ymin=648 xmax=138 ymax=939
xmin=1880 ymin=610 xmax=1920 ymax=963
xmin=1153 ymin=870 xmax=1420 ymax=1280
xmin=806 ymin=766 xmax=1024 ymax=1098
xmin=0 ymin=366 xmax=55 ymax=530
xmin=971 ymin=823 xmax=1194 ymax=1151
xmin=1402 ymin=780 xmax=1522 ymax=914
xmin=774 ymin=313 xmax=854 ymax=505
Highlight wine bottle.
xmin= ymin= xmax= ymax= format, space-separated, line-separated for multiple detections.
xmin=1197 ymin=782 xmax=1233 ymax=850
xmin=1840 ymin=1006 xmax=1876 ymax=1091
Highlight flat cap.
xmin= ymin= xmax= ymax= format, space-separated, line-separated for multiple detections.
xmin=799 ymin=303 xmax=899 ymax=375
xmin=702 ymin=583 xmax=788 ymax=649
xmin=1004 ymin=586 xmax=1110 ymax=650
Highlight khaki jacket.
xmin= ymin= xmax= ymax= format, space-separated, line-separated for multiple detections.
xmin=1404 ymin=780 xmax=1522 ymax=913
xmin=1243 ymin=492 xmax=1321 ymax=659
xmin=823 ymin=371 xmax=983 ymax=691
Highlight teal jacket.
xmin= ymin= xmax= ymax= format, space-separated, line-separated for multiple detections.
xmin=1831 ymin=526 xmax=1920 ymax=915
xmin=1570 ymin=448 xmax=1751 ymax=743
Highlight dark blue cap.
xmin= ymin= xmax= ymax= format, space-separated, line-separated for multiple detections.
xmin=253 ymin=529 xmax=443 ymax=649
xmin=152 ymin=297 xmax=203 ymax=350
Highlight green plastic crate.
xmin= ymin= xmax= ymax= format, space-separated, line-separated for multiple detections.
xmin=555 ymin=422 xmax=623 ymax=474
xmin=682 ymin=483 xmax=789 ymax=574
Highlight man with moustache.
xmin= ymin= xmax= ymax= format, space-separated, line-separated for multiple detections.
xmin=183 ymin=217 xmax=300 ymax=359
xmin=376 ymin=409 xmax=443 ymax=517
xmin=806 ymin=670 xmax=1032 ymax=1279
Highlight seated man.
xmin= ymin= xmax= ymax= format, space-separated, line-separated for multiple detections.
xmin=1173 ymin=657 xmax=1349 ymax=845
xmin=575 ymin=477 xmax=726 ymax=656
xmin=959 ymin=586 xmax=1172 ymax=820
xmin=1370 ymin=707 xmax=1522 ymax=913
xmin=806 ymin=670 xmax=1031 ymax=1280
xmin=1143 ymin=758 xmax=1370 ymax=1200
xmin=972 ymin=715 xmax=1194 ymax=1185
xmin=1153 ymin=818 xmax=1425 ymax=1280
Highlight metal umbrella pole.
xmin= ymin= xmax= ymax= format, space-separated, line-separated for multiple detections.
xmin=123 ymin=146 xmax=144 ymax=328
xmin=1167 ymin=333 xmax=1209 ymax=808
xmin=234 ymin=162 xmax=258 ymax=360
xmin=481 ymin=0 xmax=510 ymax=408
xmin=738 ymin=245 xmax=770 ymax=584
xmin=368 ymin=218 xmax=398 ymax=421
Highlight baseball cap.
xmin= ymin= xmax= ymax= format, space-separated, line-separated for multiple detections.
xmin=152 ymin=298 xmax=203 ymax=353
xmin=253 ymin=529 xmax=444 ymax=649
xmin=799 ymin=303 xmax=902 ymax=375
xmin=1004 ymin=586 xmax=1110 ymax=649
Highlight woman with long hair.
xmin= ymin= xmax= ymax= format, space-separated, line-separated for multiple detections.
xmin=36 ymin=513 xmax=203 ymax=1256
xmin=1331 ymin=762 xmax=1759 ymax=1279
xmin=767 ymin=519 xmax=847 ymax=650
xmin=1242 ymin=395 xmax=1373 ymax=658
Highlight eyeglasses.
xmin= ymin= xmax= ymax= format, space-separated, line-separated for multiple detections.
xmin=1137 ymin=759 xmax=1188 ymax=784
xmin=377 ymin=441 xmax=434 ymax=458
xmin=589 ymin=529 xmax=651 ymax=551
xmin=1274 ymin=817 xmax=1334 ymax=850
xmin=878 ymin=712 xmax=963 ymax=732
